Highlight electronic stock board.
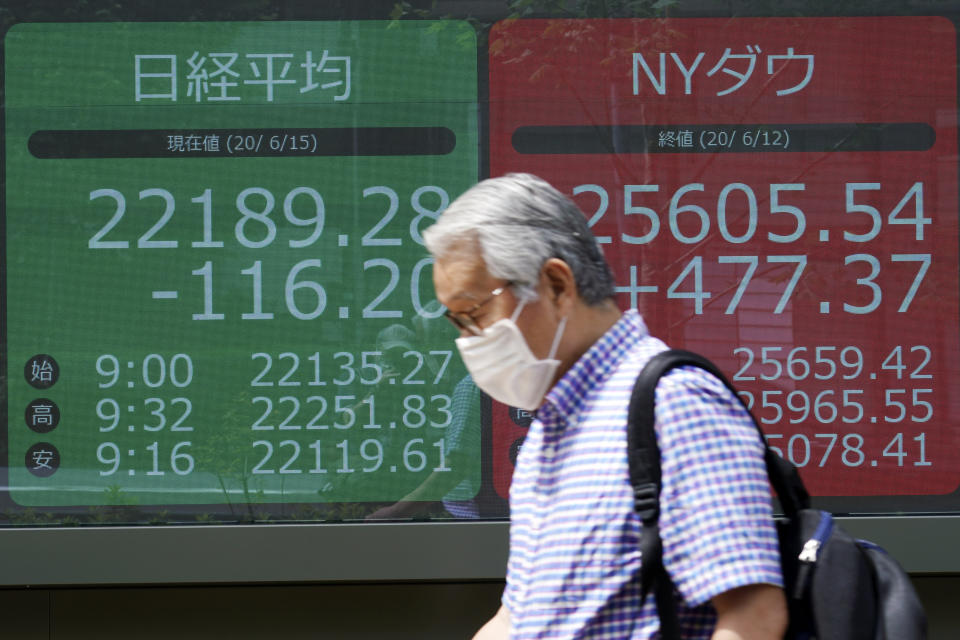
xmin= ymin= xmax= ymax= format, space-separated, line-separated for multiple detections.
xmin=489 ymin=17 xmax=960 ymax=504
xmin=4 ymin=15 xmax=960 ymax=522
xmin=4 ymin=21 xmax=480 ymax=512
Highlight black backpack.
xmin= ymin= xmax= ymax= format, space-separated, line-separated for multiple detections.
xmin=627 ymin=349 xmax=927 ymax=640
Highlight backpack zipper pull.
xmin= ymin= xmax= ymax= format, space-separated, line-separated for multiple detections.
xmin=793 ymin=542 xmax=819 ymax=600
xmin=793 ymin=512 xmax=832 ymax=600
xmin=798 ymin=539 xmax=821 ymax=563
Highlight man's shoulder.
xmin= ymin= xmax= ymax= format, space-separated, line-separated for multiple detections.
xmin=600 ymin=332 xmax=670 ymax=386
xmin=653 ymin=361 xmax=740 ymax=405
xmin=599 ymin=346 xmax=745 ymax=421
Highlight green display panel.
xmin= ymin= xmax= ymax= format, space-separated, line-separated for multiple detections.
xmin=4 ymin=21 xmax=480 ymax=507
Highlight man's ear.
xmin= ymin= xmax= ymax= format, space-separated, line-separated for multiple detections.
xmin=541 ymin=258 xmax=577 ymax=313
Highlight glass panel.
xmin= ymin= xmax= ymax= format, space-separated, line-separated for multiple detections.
xmin=3 ymin=17 xmax=491 ymax=524
xmin=487 ymin=12 xmax=960 ymax=515
xmin=2 ymin=1 xmax=960 ymax=529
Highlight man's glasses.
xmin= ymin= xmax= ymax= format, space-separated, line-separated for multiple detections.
xmin=444 ymin=283 xmax=512 ymax=335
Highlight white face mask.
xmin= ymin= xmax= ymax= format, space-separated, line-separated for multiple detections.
xmin=455 ymin=300 xmax=568 ymax=411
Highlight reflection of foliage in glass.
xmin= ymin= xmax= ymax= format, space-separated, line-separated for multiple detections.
xmin=83 ymin=486 xmax=142 ymax=525
xmin=0 ymin=1 xmax=281 ymax=34
xmin=191 ymin=389 xmax=268 ymax=522
xmin=389 ymin=0 xmax=686 ymax=96
xmin=148 ymin=509 xmax=171 ymax=525
xmin=5 ymin=507 xmax=56 ymax=526
xmin=506 ymin=0 xmax=679 ymax=18
xmin=389 ymin=1 xmax=479 ymax=48
xmin=392 ymin=0 xmax=680 ymax=22
xmin=388 ymin=0 xmax=929 ymax=23
xmin=103 ymin=483 xmax=137 ymax=506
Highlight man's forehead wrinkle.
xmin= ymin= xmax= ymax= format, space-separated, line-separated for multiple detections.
xmin=436 ymin=246 xmax=494 ymax=306
xmin=445 ymin=274 xmax=490 ymax=304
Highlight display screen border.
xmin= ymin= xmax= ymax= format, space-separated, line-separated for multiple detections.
xmin=0 ymin=516 xmax=957 ymax=586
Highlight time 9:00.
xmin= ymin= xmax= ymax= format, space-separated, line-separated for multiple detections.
xmin=96 ymin=354 xmax=195 ymax=388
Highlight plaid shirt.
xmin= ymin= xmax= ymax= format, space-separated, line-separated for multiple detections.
xmin=503 ymin=311 xmax=782 ymax=639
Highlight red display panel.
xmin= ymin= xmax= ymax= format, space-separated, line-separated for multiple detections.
xmin=489 ymin=17 xmax=960 ymax=497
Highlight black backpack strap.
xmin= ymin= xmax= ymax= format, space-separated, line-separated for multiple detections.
xmin=627 ymin=349 xmax=811 ymax=638
xmin=627 ymin=350 xmax=697 ymax=640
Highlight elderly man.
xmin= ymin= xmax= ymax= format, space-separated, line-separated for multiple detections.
xmin=423 ymin=173 xmax=786 ymax=640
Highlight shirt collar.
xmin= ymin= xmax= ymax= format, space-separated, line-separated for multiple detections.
xmin=540 ymin=310 xmax=648 ymax=421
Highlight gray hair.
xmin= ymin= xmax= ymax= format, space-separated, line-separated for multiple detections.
xmin=423 ymin=173 xmax=615 ymax=305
